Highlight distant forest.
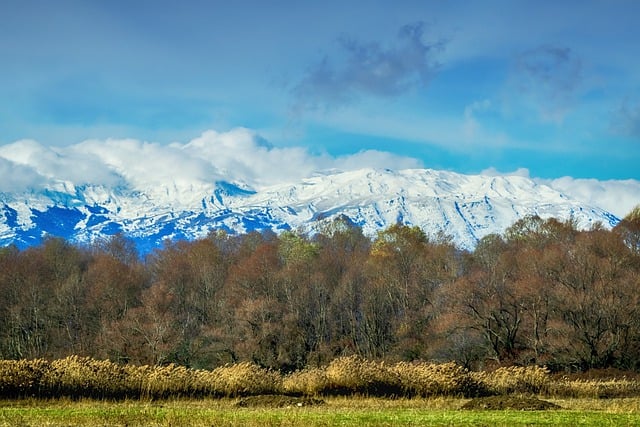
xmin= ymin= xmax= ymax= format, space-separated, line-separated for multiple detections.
xmin=1 ymin=208 xmax=639 ymax=373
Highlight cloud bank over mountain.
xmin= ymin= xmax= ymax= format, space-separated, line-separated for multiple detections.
xmin=544 ymin=177 xmax=640 ymax=219
xmin=480 ymin=167 xmax=640 ymax=218
xmin=0 ymin=129 xmax=638 ymax=219
xmin=0 ymin=129 xmax=422 ymax=192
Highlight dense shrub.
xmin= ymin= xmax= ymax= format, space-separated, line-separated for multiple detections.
xmin=284 ymin=358 xmax=483 ymax=397
xmin=322 ymin=355 xmax=402 ymax=396
xmin=472 ymin=366 xmax=550 ymax=395
xmin=208 ymin=362 xmax=282 ymax=397
xmin=44 ymin=356 xmax=134 ymax=399
xmin=0 ymin=359 xmax=50 ymax=397
xmin=282 ymin=367 xmax=328 ymax=396
xmin=393 ymin=361 xmax=484 ymax=397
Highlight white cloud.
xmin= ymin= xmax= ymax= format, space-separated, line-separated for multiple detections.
xmin=2 ymin=129 xmax=637 ymax=219
xmin=543 ymin=177 xmax=640 ymax=219
xmin=0 ymin=128 xmax=424 ymax=197
xmin=0 ymin=139 xmax=57 ymax=168
xmin=183 ymin=129 xmax=322 ymax=187
xmin=181 ymin=128 xmax=424 ymax=187
xmin=0 ymin=157 xmax=46 ymax=193
xmin=74 ymin=138 xmax=219 ymax=191
xmin=480 ymin=167 xmax=530 ymax=178
xmin=0 ymin=139 xmax=122 ymax=189
xmin=333 ymin=150 xmax=422 ymax=172
xmin=480 ymin=167 xmax=640 ymax=218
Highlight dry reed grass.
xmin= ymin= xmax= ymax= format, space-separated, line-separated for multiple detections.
xmin=282 ymin=367 xmax=328 ymax=395
xmin=392 ymin=361 xmax=482 ymax=397
xmin=2 ymin=356 xmax=640 ymax=400
xmin=284 ymin=357 xmax=482 ymax=397
xmin=208 ymin=362 xmax=282 ymax=397
xmin=0 ymin=359 xmax=50 ymax=397
xmin=322 ymin=355 xmax=402 ymax=396
xmin=472 ymin=366 xmax=550 ymax=395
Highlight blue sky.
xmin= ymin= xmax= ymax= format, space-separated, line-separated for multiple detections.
xmin=1 ymin=0 xmax=639 ymax=180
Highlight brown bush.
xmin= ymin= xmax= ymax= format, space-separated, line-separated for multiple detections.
xmin=283 ymin=367 xmax=329 ymax=396
xmin=393 ymin=361 xmax=483 ymax=397
xmin=4 ymin=355 xmax=640 ymax=400
xmin=43 ymin=356 xmax=135 ymax=399
xmin=322 ymin=355 xmax=402 ymax=396
xmin=0 ymin=359 xmax=50 ymax=397
xmin=473 ymin=365 xmax=550 ymax=395
xmin=208 ymin=362 xmax=282 ymax=397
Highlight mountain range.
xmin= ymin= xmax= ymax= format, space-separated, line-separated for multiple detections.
xmin=0 ymin=167 xmax=622 ymax=253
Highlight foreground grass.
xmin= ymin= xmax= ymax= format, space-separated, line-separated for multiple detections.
xmin=2 ymin=397 xmax=640 ymax=426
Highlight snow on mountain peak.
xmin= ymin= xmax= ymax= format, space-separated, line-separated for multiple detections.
xmin=228 ymin=167 xmax=618 ymax=248
xmin=0 ymin=132 xmax=637 ymax=252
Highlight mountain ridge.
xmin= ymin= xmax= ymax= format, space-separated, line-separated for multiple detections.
xmin=0 ymin=167 xmax=621 ymax=252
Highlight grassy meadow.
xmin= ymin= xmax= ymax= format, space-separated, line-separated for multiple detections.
xmin=2 ymin=355 xmax=640 ymax=425
xmin=3 ymin=397 xmax=640 ymax=426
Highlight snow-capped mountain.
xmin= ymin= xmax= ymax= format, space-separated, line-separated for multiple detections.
xmin=0 ymin=167 xmax=621 ymax=252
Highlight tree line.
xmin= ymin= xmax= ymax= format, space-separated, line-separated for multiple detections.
xmin=1 ymin=209 xmax=639 ymax=372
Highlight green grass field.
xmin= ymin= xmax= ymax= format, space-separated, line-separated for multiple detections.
xmin=2 ymin=397 xmax=640 ymax=426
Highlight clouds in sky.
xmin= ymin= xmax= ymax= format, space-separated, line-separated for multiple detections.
xmin=611 ymin=99 xmax=640 ymax=139
xmin=505 ymin=45 xmax=583 ymax=123
xmin=544 ymin=176 xmax=640 ymax=219
xmin=0 ymin=140 xmax=122 ymax=190
xmin=480 ymin=167 xmax=640 ymax=218
xmin=291 ymin=22 xmax=446 ymax=112
xmin=1 ymin=1 xmax=639 ymax=181
xmin=0 ymin=157 xmax=46 ymax=193
xmin=0 ymin=129 xmax=422 ymax=195
xmin=480 ymin=167 xmax=531 ymax=178
xmin=0 ymin=129 xmax=637 ymax=218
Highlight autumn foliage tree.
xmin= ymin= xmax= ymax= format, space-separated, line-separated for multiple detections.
xmin=0 ymin=212 xmax=639 ymax=373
